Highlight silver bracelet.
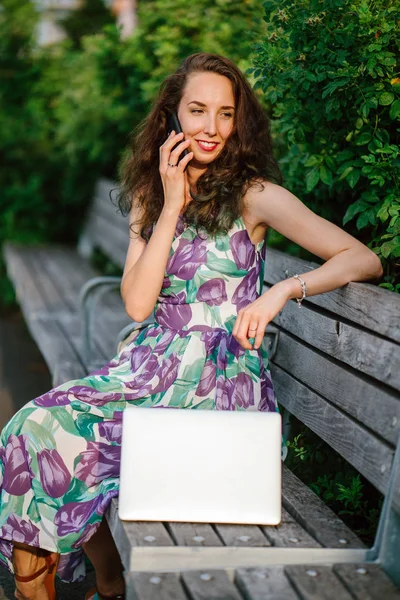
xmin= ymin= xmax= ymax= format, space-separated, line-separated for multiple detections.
xmin=293 ymin=274 xmax=307 ymax=307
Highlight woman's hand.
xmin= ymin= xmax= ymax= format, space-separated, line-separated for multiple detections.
xmin=232 ymin=282 xmax=292 ymax=351
xmin=159 ymin=131 xmax=193 ymax=214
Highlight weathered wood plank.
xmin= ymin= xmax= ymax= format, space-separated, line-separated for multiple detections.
xmin=235 ymin=566 xmax=300 ymax=600
xmin=214 ymin=525 xmax=271 ymax=547
xmin=124 ymin=572 xmax=188 ymax=600
xmin=28 ymin=316 xmax=87 ymax=385
xmin=272 ymin=331 xmax=400 ymax=446
xmin=282 ymin=466 xmax=364 ymax=549
xmin=106 ymin=498 xmax=175 ymax=574
xmin=165 ymin=522 xmax=222 ymax=547
xmin=4 ymin=244 xmax=68 ymax=317
xmin=181 ymin=570 xmax=243 ymax=600
xmin=268 ymin=292 xmax=400 ymax=391
xmin=87 ymin=212 xmax=128 ymax=269
xmin=274 ymin=365 xmax=393 ymax=495
xmin=264 ymin=248 xmax=400 ymax=343
xmin=333 ymin=563 xmax=400 ymax=599
xmin=123 ymin=547 xmax=367 ymax=572
xmin=263 ymin=520 xmax=320 ymax=548
xmin=285 ymin=565 xmax=354 ymax=600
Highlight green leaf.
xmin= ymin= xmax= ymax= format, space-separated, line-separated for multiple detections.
xmin=305 ymin=169 xmax=320 ymax=192
xmin=355 ymin=132 xmax=372 ymax=146
xmin=379 ymin=92 xmax=394 ymax=106
xmin=346 ymin=169 xmax=360 ymax=189
xmin=339 ymin=166 xmax=353 ymax=181
xmin=319 ymin=165 xmax=333 ymax=185
xmin=389 ymin=100 xmax=400 ymax=119
xmin=343 ymin=201 xmax=367 ymax=225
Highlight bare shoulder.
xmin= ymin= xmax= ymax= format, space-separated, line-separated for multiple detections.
xmin=244 ymin=179 xmax=296 ymax=223
xmin=244 ymin=179 xmax=371 ymax=262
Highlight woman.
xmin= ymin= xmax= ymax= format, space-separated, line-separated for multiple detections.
xmin=0 ymin=52 xmax=383 ymax=600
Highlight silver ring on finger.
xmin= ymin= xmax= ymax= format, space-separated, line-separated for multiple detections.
xmin=168 ymin=162 xmax=177 ymax=167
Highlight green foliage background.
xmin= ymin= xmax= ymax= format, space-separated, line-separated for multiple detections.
xmin=0 ymin=0 xmax=267 ymax=304
xmin=251 ymin=0 xmax=400 ymax=291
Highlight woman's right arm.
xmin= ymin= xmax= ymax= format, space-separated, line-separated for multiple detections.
xmin=121 ymin=130 xmax=193 ymax=322
xmin=121 ymin=204 xmax=181 ymax=321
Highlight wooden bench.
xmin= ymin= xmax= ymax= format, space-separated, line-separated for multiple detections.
xmin=3 ymin=178 xmax=400 ymax=599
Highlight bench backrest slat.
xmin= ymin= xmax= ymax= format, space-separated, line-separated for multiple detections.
xmin=264 ymin=249 xmax=400 ymax=496
xmin=265 ymin=249 xmax=400 ymax=344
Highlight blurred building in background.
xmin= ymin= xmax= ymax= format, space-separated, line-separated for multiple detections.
xmin=34 ymin=0 xmax=136 ymax=45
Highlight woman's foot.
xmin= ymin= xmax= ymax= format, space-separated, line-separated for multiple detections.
xmin=85 ymin=578 xmax=125 ymax=600
xmin=13 ymin=542 xmax=59 ymax=600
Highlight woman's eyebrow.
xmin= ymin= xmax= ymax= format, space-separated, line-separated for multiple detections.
xmin=187 ymin=100 xmax=235 ymax=110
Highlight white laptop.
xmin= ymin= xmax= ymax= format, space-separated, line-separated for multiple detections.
xmin=119 ymin=407 xmax=282 ymax=525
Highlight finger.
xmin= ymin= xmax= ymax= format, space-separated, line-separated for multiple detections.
xmin=169 ymin=139 xmax=191 ymax=163
xmin=177 ymin=151 xmax=194 ymax=169
xmin=162 ymin=131 xmax=184 ymax=151
xmin=253 ymin=322 xmax=267 ymax=350
xmin=234 ymin=313 xmax=254 ymax=350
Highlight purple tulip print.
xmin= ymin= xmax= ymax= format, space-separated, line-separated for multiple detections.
xmin=0 ymin=210 xmax=278 ymax=585
xmin=98 ymin=420 xmax=122 ymax=445
xmin=0 ymin=514 xmax=40 ymax=546
xmin=231 ymin=372 xmax=255 ymax=409
xmin=196 ymin=360 xmax=217 ymax=397
xmin=34 ymin=389 xmax=71 ymax=408
xmin=38 ymin=449 xmax=71 ymax=498
xmin=54 ymin=496 xmax=104 ymax=536
xmin=230 ymin=230 xmax=256 ymax=270
xmin=232 ymin=267 xmax=258 ymax=312
xmin=196 ymin=278 xmax=227 ymax=306
xmin=155 ymin=299 xmax=192 ymax=330
xmin=75 ymin=442 xmax=120 ymax=488
xmin=2 ymin=434 xmax=33 ymax=496
xmin=166 ymin=236 xmax=208 ymax=280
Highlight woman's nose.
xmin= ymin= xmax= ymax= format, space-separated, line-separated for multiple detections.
xmin=203 ymin=115 xmax=217 ymax=136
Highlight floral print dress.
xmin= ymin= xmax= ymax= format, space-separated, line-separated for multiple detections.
xmin=0 ymin=214 xmax=278 ymax=582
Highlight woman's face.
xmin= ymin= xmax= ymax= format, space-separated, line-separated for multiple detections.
xmin=177 ymin=72 xmax=235 ymax=167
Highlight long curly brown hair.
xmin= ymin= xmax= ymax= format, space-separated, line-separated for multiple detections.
xmin=117 ymin=52 xmax=282 ymax=240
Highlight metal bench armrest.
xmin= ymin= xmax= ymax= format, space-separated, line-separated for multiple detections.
xmin=79 ymin=276 xmax=123 ymax=364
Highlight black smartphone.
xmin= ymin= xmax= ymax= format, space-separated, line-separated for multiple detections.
xmin=166 ymin=111 xmax=190 ymax=163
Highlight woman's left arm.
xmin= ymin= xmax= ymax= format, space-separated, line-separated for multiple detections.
xmin=233 ymin=182 xmax=384 ymax=350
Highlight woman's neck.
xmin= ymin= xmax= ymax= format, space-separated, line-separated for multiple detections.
xmin=186 ymin=163 xmax=207 ymax=187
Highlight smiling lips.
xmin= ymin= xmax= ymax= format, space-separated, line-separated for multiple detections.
xmin=196 ymin=140 xmax=219 ymax=152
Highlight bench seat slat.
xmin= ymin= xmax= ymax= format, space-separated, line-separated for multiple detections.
xmin=236 ymin=566 xmax=300 ymax=600
xmin=125 ymin=572 xmax=189 ymax=600
xmin=285 ymin=565 xmax=354 ymax=599
xmin=165 ymin=522 xmax=223 ymax=547
xmin=28 ymin=317 xmax=87 ymax=387
xmin=272 ymin=331 xmax=400 ymax=446
xmin=274 ymin=366 xmax=393 ymax=495
xmin=282 ymin=467 xmax=364 ymax=549
xmin=214 ymin=524 xmax=271 ymax=547
xmin=263 ymin=521 xmax=320 ymax=548
xmin=264 ymin=249 xmax=400 ymax=344
xmin=182 ymin=570 xmax=244 ymax=600
xmin=333 ymin=563 xmax=400 ymax=599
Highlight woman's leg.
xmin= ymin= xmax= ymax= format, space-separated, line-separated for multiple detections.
xmin=13 ymin=542 xmax=59 ymax=600
xmin=82 ymin=519 xmax=125 ymax=599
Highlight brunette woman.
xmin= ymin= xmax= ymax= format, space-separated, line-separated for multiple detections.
xmin=0 ymin=52 xmax=382 ymax=600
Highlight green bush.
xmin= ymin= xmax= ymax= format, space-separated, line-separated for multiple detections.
xmin=0 ymin=0 xmax=268 ymax=308
xmin=251 ymin=0 xmax=400 ymax=291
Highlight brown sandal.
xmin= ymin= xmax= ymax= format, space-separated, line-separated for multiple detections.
xmin=13 ymin=543 xmax=59 ymax=600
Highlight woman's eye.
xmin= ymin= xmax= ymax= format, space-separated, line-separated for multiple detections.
xmin=191 ymin=109 xmax=203 ymax=114
xmin=222 ymin=112 xmax=233 ymax=118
